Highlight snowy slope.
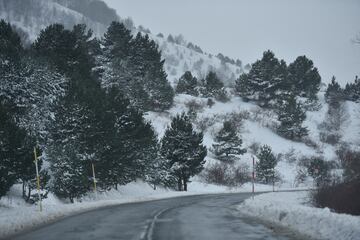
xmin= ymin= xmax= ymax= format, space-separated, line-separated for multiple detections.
xmin=145 ymin=91 xmax=360 ymax=188
xmin=151 ymin=34 xmax=243 ymax=86
xmin=0 ymin=0 xmax=243 ymax=85
xmin=0 ymin=0 xmax=114 ymax=42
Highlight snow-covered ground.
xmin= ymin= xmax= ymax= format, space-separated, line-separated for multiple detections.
xmin=237 ymin=191 xmax=360 ymax=240
xmin=0 ymin=181 xmax=306 ymax=239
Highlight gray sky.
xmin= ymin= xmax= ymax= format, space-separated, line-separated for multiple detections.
xmin=104 ymin=0 xmax=360 ymax=85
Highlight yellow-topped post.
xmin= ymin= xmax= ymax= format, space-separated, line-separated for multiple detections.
xmin=33 ymin=146 xmax=42 ymax=212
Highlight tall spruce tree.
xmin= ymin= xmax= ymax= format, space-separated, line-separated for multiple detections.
xmin=277 ymin=95 xmax=308 ymax=140
xmin=255 ymin=145 xmax=277 ymax=184
xmin=161 ymin=113 xmax=207 ymax=191
xmin=211 ymin=121 xmax=246 ymax=162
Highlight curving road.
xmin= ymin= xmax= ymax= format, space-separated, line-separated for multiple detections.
xmin=9 ymin=193 xmax=307 ymax=240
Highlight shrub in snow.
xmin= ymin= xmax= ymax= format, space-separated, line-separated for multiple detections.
xmin=207 ymin=98 xmax=215 ymax=108
xmin=202 ymin=162 xmax=250 ymax=187
xmin=312 ymin=179 xmax=360 ymax=216
xmin=301 ymin=156 xmax=332 ymax=187
xmin=337 ymin=146 xmax=360 ymax=182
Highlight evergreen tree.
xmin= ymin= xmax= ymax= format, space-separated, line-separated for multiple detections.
xmin=176 ymin=71 xmax=198 ymax=96
xmin=0 ymin=19 xmax=22 ymax=77
xmin=277 ymin=95 xmax=308 ymax=140
xmin=50 ymin=143 xmax=89 ymax=203
xmin=287 ymin=55 xmax=321 ymax=100
xmin=161 ymin=113 xmax=207 ymax=191
xmin=0 ymin=102 xmax=34 ymax=198
xmin=48 ymin=101 xmax=92 ymax=201
xmin=255 ymin=145 xmax=277 ymax=184
xmin=344 ymin=76 xmax=360 ymax=102
xmin=211 ymin=121 xmax=246 ymax=162
xmin=235 ymin=73 xmax=251 ymax=101
xmin=204 ymin=71 xmax=224 ymax=94
xmin=325 ymin=76 xmax=344 ymax=107
xmin=235 ymin=50 xmax=287 ymax=106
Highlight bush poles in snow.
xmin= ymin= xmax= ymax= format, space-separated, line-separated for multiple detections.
xmin=33 ymin=146 xmax=42 ymax=212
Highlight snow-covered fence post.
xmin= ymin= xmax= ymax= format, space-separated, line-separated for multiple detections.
xmin=33 ymin=146 xmax=42 ymax=212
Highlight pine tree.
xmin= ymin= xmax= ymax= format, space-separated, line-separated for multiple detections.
xmin=344 ymin=76 xmax=360 ymax=102
xmin=277 ymin=95 xmax=308 ymax=140
xmin=287 ymin=55 xmax=321 ymax=100
xmin=201 ymin=71 xmax=223 ymax=96
xmin=50 ymin=144 xmax=89 ymax=203
xmin=0 ymin=102 xmax=34 ymax=198
xmin=325 ymin=76 xmax=344 ymax=107
xmin=235 ymin=73 xmax=251 ymax=101
xmin=211 ymin=121 xmax=246 ymax=162
xmin=161 ymin=113 xmax=207 ymax=191
xmin=255 ymin=145 xmax=277 ymax=184
xmin=235 ymin=50 xmax=287 ymax=106
xmin=176 ymin=71 xmax=198 ymax=96
xmin=48 ymin=101 xmax=92 ymax=201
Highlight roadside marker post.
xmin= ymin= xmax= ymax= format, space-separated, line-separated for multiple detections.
xmin=92 ymin=163 xmax=97 ymax=198
xmin=252 ymin=156 xmax=255 ymax=200
xmin=33 ymin=146 xmax=42 ymax=212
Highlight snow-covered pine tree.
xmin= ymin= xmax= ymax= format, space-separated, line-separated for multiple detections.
xmin=320 ymin=77 xmax=348 ymax=145
xmin=161 ymin=113 xmax=207 ymax=191
xmin=48 ymin=101 xmax=92 ymax=201
xmin=325 ymin=76 xmax=344 ymax=106
xmin=176 ymin=71 xmax=199 ymax=96
xmin=255 ymin=145 xmax=277 ymax=184
xmin=211 ymin=121 xmax=246 ymax=162
xmin=235 ymin=50 xmax=287 ymax=106
xmin=98 ymin=21 xmax=133 ymax=90
xmin=287 ymin=55 xmax=321 ymax=100
xmin=50 ymin=143 xmax=89 ymax=203
xmin=0 ymin=101 xmax=34 ymax=198
xmin=235 ymin=73 xmax=252 ymax=101
xmin=277 ymin=95 xmax=308 ymax=140
xmin=344 ymin=76 xmax=360 ymax=102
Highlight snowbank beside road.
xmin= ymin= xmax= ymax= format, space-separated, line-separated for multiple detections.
xmin=237 ymin=191 xmax=360 ymax=240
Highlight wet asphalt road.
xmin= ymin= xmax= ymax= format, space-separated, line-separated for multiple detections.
xmin=9 ymin=193 xmax=307 ymax=240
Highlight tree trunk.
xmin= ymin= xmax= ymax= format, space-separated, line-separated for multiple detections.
xmin=184 ymin=180 xmax=188 ymax=191
xmin=177 ymin=178 xmax=182 ymax=191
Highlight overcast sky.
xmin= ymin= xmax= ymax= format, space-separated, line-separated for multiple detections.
xmin=104 ymin=0 xmax=360 ymax=85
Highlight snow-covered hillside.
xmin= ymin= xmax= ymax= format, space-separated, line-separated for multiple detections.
xmin=0 ymin=0 xmax=117 ymax=42
xmin=0 ymin=0 xmax=243 ymax=85
xmin=145 ymin=91 xmax=360 ymax=187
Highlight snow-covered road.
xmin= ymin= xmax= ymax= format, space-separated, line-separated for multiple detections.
xmin=7 ymin=193 xmax=308 ymax=240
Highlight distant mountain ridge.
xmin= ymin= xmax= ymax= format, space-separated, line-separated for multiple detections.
xmin=0 ymin=0 xmax=243 ymax=84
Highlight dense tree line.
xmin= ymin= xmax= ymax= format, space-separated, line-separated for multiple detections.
xmin=0 ymin=20 xmax=205 ymax=202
